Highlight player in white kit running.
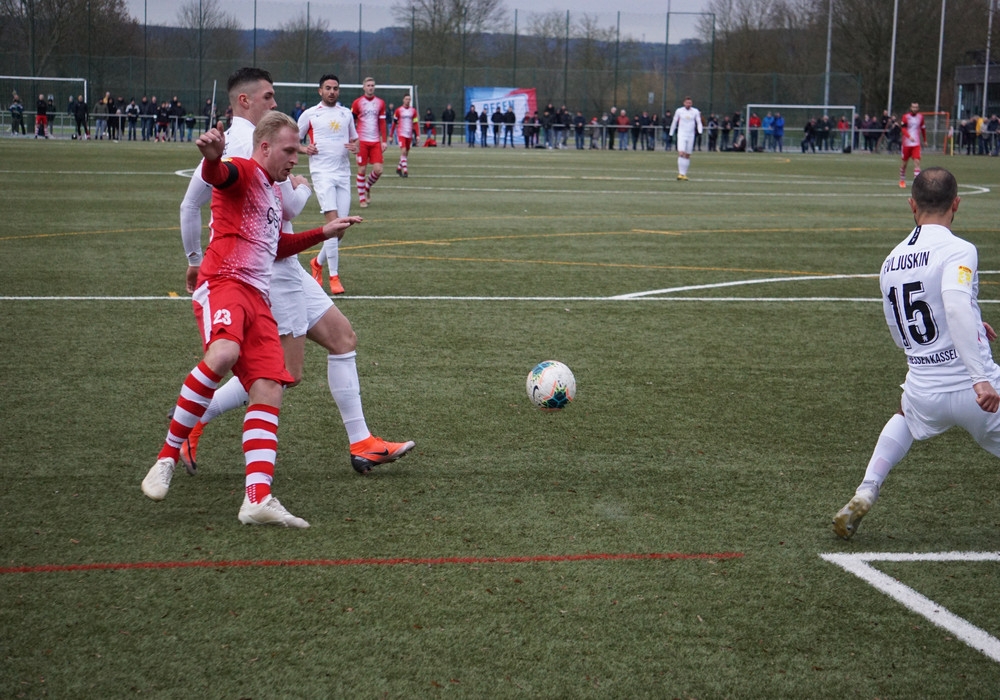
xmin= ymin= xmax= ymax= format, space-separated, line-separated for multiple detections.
xmin=833 ymin=167 xmax=1000 ymax=539
xmin=297 ymin=73 xmax=359 ymax=295
xmin=170 ymin=68 xmax=414 ymax=486
xmin=668 ymin=97 xmax=703 ymax=181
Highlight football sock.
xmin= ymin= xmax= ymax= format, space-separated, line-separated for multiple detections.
xmin=914 ymin=168 xmax=920 ymax=177
xmin=899 ymin=163 xmax=906 ymax=179
xmin=321 ymin=237 xmax=339 ymax=277
xmin=400 ymin=155 xmax=408 ymax=173
xmin=244 ymin=403 xmax=279 ymax=504
xmin=366 ymin=170 xmax=381 ymax=193
xmin=201 ymin=375 xmax=249 ymax=424
xmin=678 ymin=156 xmax=690 ymax=176
xmin=316 ymin=247 xmax=327 ymax=267
xmin=327 ymin=351 xmax=370 ymax=444
xmin=160 ymin=361 xmax=222 ymax=460
xmin=860 ymin=413 xmax=913 ymax=494
xmin=356 ymin=172 xmax=367 ymax=202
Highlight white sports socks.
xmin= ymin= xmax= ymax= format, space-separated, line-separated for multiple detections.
xmin=327 ymin=351 xmax=369 ymax=443
xmin=860 ymin=413 xmax=914 ymax=493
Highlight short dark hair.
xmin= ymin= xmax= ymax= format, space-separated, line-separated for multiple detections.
xmin=227 ymin=67 xmax=272 ymax=95
xmin=319 ymin=73 xmax=340 ymax=87
xmin=912 ymin=167 xmax=958 ymax=214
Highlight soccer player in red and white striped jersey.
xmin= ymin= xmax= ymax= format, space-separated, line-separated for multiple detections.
xmin=390 ymin=94 xmax=419 ymax=177
xmin=142 ymin=111 xmax=361 ymax=527
xmin=899 ymin=102 xmax=927 ymax=188
xmin=350 ymin=77 xmax=387 ymax=207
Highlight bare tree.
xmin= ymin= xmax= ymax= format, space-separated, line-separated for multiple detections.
xmin=392 ymin=0 xmax=507 ymax=66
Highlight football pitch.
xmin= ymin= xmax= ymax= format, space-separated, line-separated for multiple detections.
xmin=1 ymin=138 xmax=999 ymax=697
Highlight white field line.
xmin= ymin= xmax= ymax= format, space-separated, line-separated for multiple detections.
xmin=4 ymin=272 xmax=1000 ymax=303
xmin=820 ymin=551 xmax=1000 ymax=663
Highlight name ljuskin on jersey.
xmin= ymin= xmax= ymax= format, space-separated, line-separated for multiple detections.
xmin=883 ymin=250 xmax=930 ymax=274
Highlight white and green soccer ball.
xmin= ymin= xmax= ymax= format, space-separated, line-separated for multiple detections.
xmin=526 ymin=361 xmax=576 ymax=411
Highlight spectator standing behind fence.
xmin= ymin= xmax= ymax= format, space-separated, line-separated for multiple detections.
xmin=761 ymin=111 xmax=773 ymax=151
xmin=9 ymin=94 xmax=25 ymax=135
xmin=801 ymin=118 xmax=817 ymax=153
xmin=72 ymin=94 xmax=90 ymax=139
xmin=706 ymin=114 xmax=719 ymax=151
xmin=491 ymin=106 xmax=502 ymax=146
xmin=202 ymin=98 xmax=213 ymax=132
xmin=94 ymin=95 xmax=109 ymax=139
xmin=35 ymin=93 xmax=49 ymax=138
xmin=662 ymin=110 xmax=672 ymax=150
xmin=478 ymin=107 xmax=489 ymax=147
xmin=772 ymin=112 xmax=785 ymax=152
xmin=503 ymin=106 xmax=516 ymax=147
xmin=155 ymin=99 xmax=171 ymax=141
xmin=424 ymin=107 xmax=435 ymax=140
xmin=140 ymin=97 xmax=153 ymax=140
xmin=126 ymin=98 xmax=140 ymax=140
xmin=747 ymin=112 xmax=760 ymax=151
xmin=607 ymin=107 xmax=617 ymax=149
xmin=719 ymin=114 xmax=731 ymax=151
xmin=616 ymin=109 xmax=629 ymax=150
xmin=465 ymin=105 xmax=477 ymax=146
xmin=441 ymin=103 xmax=455 ymax=146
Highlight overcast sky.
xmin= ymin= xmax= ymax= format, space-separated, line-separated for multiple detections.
xmin=125 ymin=0 xmax=712 ymax=41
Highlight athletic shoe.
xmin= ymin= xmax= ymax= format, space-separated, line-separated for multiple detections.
xmin=329 ymin=274 xmax=345 ymax=295
xmin=396 ymin=166 xmax=403 ymax=176
xmin=350 ymin=435 xmax=415 ymax=474
xmin=402 ymin=171 xmax=408 ymax=178
xmin=179 ymin=421 xmax=203 ymax=476
xmin=365 ymin=186 xmax=373 ymax=203
xmin=677 ymin=174 xmax=688 ymax=181
xmin=309 ymin=256 xmax=325 ymax=286
xmin=141 ymin=457 xmax=176 ymax=501
xmin=899 ymin=180 xmax=906 ymax=188
xmin=359 ymin=200 xmax=368 ymax=208
xmin=238 ymin=494 xmax=310 ymax=528
xmin=832 ymin=487 xmax=877 ymax=540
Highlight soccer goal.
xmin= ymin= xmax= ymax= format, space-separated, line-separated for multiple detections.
xmin=1 ymin=75 xmax=88 ymax=137
xmin=920 ymin=111 xmax=951 ymax=153
xmin=745 ymin=103 xmax=857 ymax=153
xmin=274 ymin=82 xmax=418 ymax=129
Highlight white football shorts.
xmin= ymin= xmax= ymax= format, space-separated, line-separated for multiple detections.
xmin=676 ymin=133 xmax=696 ymax=154
xmin=902 ymin=385 xmax=1000 ymax=457
xmin=270 ymin=257 xmax=334 ymax=337
xmin=313 ymin=175 xmax=352 ymax=217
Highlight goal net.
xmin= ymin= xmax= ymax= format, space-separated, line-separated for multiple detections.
xmin=745 ymin=103 xmax=857 ymax=153
xmin=920 ymin=111 xmax=951 ymax=153
xmin=1 ymin=75 xmax=87 ymax=137
xmin=273 ymin=82 xmax=418 ymax=139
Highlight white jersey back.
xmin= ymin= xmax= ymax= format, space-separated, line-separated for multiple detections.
xmin=298 ymin=102 xmax=357 ymax=177
xmin=670 ymin=106 xmax=703 ymax=137
xmin=880 ymin=223 xmax=995 ymax=392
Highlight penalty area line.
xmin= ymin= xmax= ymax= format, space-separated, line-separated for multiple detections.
xmin=821 ymin=551 xmax=1000 ymax=663
xmin=0 ymin=551 xmax=744 ymax=575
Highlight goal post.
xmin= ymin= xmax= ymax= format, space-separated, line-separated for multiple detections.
xmin=745 ymin=103 xmax=857 ymax=153
xmin=273 ymin=82 xmax=418 ymax=136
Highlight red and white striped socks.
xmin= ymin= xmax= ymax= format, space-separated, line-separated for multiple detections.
xmin=160 ymin=361 xmax=222 ymax=461
xmin=243 ymin=403 xmax=279 ymax=504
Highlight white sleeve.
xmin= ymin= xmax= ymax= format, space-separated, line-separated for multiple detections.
xmin=297 ymin=110 xmax=310 ymax=141
xmin=278 ymin=179 xmax=311 ymax=221
xmin=942 ymin=288 xmax=989 ymax=384
xmin=178 ymin=160 xmax=212 ymax=266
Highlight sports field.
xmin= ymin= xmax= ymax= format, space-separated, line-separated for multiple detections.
xmin=1 ymin=137 xmax=999 ymax=697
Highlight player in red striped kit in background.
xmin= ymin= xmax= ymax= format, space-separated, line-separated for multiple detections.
xmin=351 ymin=77 xmax=387 ymax=208
xmin=899 ymin=102 xmax=927 ymax=188
xmin=391 ymin=93 xmax=419 ymax=177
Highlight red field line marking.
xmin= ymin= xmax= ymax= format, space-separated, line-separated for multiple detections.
xmin=0 ymin=551 xmax=743 ymax=575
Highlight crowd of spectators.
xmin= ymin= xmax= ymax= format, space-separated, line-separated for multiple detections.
xmin=8 ymin=90 xmax=216 ymax=142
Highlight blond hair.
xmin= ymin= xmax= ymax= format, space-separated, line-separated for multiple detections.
xmin=253 ymin=110 xmax=297 ymax=150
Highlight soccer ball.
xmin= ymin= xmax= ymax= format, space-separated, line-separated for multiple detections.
xmin=526 ymin=361 xmax=576 ymax=410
